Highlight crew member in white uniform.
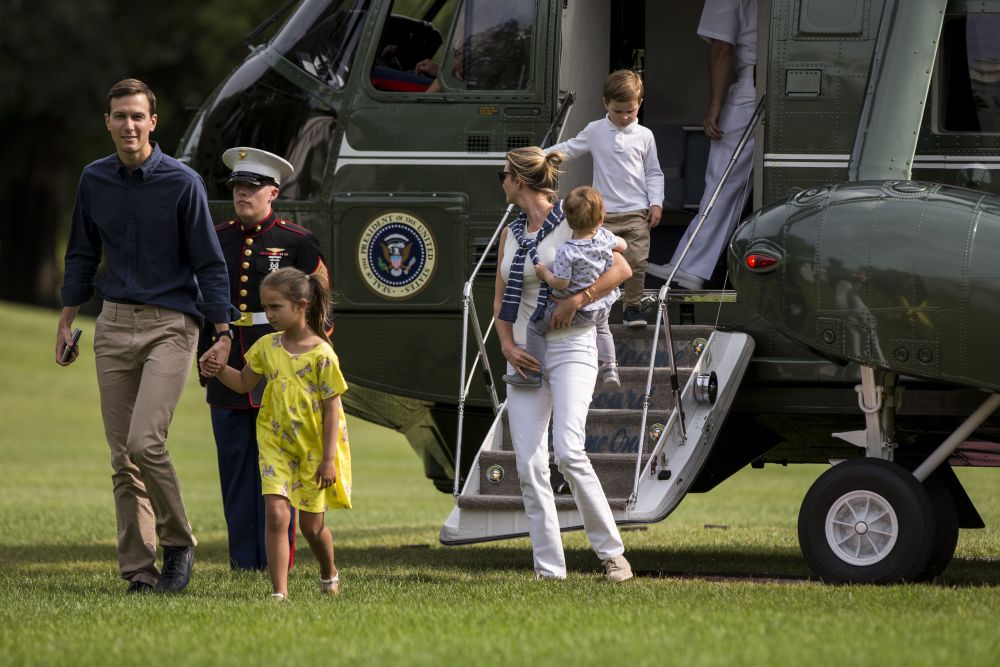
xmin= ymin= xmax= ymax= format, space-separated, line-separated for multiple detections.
xmin=648 ymin=0 xmax=757 ymax=289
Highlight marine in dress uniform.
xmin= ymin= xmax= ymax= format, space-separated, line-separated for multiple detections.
xmin=199 ymin=147 xmax=330 ymax=570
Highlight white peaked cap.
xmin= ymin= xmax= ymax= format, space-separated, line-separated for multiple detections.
xmin=222 ymin=147 xmax=294 ymax=186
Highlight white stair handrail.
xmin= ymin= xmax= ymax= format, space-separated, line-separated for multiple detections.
xmin=630 ymin=96 xmax=765 ymax=506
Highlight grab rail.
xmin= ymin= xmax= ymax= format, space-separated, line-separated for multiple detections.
xmin=453 ymin=91 xmax=578 ymax=496
xmin=629 ymin=95 xmax=766 ymax=506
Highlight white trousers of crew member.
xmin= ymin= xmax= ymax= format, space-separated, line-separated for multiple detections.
xmin=671 ymin=71 xmax=756 ymax=281
xmin=506 ymin=327 xmax=625 ymax=578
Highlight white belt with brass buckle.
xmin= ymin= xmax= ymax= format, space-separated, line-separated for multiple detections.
xmin=233 ymin=312 xmax=269 ymax=326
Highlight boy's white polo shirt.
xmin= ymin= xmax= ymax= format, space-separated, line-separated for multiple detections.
xmin=547 ymin=116 xmax=664 ymax=214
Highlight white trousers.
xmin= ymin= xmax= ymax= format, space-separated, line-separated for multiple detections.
xmin=672 ymin=76 xmax=756 ymax=281
xmin=506 ymin=328 xmax=625 ymax=578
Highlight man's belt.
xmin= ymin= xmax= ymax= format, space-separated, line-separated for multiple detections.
xmin=232 ymin=311 xmax=269 ymax=326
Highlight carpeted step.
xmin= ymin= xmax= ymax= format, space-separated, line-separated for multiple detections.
xmin=499 ymin=409 xmax=671 ymax=454
xmin=591 ymin=367 xmax=690 ymax=411
xmin=456 ymin=494 xmax=631 ymax=511
xmin=610 ymin=323 xmax=715 ymax=368
xmin=476 ymin=450 xmax=648 ymax=499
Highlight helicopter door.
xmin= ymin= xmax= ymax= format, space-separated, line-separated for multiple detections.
xmin=331 ymin=0 xmax=551 ymax=313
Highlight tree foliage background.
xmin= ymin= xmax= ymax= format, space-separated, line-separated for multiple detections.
xmin=0 ymin=0 xmax=282 ymax=307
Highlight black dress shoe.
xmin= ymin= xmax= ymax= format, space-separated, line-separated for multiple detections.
xmin=155 ymin=546 xmax=195 ymax=593
xmin=126 ymin=580 xmax=154 ymax=594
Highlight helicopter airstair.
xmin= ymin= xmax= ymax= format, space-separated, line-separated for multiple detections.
xmin=440 ymin=302 xmax=754 ymax=544
xmin=441 ymin=92 xmax=762 ymax=545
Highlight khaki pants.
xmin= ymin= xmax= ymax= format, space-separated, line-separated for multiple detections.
xmin=95 ymin=301 xmax=198 ymax=585
xmin=604 ymin=210 xmax=650 ymax=309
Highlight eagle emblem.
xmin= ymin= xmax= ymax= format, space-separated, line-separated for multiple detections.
xmin=380 ymin=233 xmax=415 ymax=276
xmin=357 ymin=212 xmax=436 ymax=298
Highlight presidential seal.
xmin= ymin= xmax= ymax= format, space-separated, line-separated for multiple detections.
xmin=358 ymin=212 xmax=436 ymax=298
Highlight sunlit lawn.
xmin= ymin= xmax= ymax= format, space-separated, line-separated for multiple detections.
xmin=1 ymin=301 xmax=998 ymax=666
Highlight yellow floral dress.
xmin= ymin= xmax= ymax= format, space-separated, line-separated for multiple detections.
xmin=246 ymin=332 xmax=352 ymax=512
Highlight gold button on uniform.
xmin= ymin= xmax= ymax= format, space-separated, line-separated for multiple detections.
xmin=255 ymin=225 xmax=261 ymax=232
xmin=240 ymin=289 xmax=248 ymax=297
xmin=240 ymin=275 xmax=249 ymax=283
xmin=239 ymin=304 xmax=247 ymax=311
xmin=242 ymin=261 xmax=249 ymax=269
xmin=244 ymin=249 xmax=252 ymax=257
xmin=246 ymin=238 xmax=254 ymax=246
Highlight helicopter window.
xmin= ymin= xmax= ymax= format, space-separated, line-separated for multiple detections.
xmin=441 ymin=0 xmax=535 ymax=91
xmin=191 ymin=67 xmax=336 ymax=201
xmin=939 ymin=15 xmax=1000 ymax=133
xmin=273 ymin=0 xmax=372 ymax=91
xmin=370 ymin=0 xmax=459 ymax=93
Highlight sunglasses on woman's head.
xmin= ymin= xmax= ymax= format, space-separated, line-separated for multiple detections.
xmin=497 ymin=170 xmax=514 ymax=184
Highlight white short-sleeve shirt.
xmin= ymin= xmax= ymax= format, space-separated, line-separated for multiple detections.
xmin=698 ymin=0 xmax=757 ymax=71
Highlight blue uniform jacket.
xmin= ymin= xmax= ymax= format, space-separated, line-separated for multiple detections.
xmin=199 ymin=211 xmax=328 ymax=409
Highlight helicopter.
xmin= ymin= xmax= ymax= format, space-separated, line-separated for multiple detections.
xmin=178 ymin=0 xmax=1000 ymax=583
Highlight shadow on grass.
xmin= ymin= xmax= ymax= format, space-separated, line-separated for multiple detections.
xmin=3 ymin=540 xmax=998 ymax=588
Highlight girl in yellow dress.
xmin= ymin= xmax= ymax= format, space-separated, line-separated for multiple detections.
xmin=202 ymin=267 xmax=350 ymax=600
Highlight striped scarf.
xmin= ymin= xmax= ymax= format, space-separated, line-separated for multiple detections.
xmin=498 ymin=201 xmax=563 ymax=323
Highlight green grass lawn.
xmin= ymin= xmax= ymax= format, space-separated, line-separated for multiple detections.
xmin=1 ymin=301 xmax=998 ymax=666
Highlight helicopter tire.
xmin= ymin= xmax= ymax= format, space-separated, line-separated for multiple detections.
xmin=798 ymin=458 xmax=937 ymax=584
xmin=912 ymin=471 xmax=960 ymax=582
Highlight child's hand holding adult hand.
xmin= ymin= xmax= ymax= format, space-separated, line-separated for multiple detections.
xmin=199 ymin=354 xmax=222 ymax=377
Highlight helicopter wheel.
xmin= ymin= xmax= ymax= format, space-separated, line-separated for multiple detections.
xmin=798 ymin=458 xmax=937 ymax=584
xmin=912 ymin=471 xmax=959 ymax=582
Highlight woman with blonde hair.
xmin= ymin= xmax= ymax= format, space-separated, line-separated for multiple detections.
xmin=494 ymin=146 xmax=634 ymax=582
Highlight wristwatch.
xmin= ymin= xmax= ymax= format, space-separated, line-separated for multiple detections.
xmin=213 ymin=329 xmax=235 ymax=343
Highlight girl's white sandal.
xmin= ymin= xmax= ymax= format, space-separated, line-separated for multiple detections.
xmin=319 ymin=574 xmax=340 ymax=595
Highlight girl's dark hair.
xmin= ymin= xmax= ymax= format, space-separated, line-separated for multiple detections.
xmin=261 ymin=267 xmax=333 ymax=342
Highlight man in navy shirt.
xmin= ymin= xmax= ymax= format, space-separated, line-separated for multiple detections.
xmin=56 ymin=78 xmax=238 ymax=594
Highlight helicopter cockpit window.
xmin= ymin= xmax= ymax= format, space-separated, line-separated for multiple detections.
xmin=939 ymin=15 xmax=1000 ymax=133
xmin=189 ymin=67 xmax=336 ymax=201
xmin=272 ymin=0 xmax=372 ymax=91
xmin=370 ymin=0 xmax=535 ymax=93
xmin=370 ymin=0 xmax=459 ymax=93
xmin=441 ymin=0 xmax=535 ymax=91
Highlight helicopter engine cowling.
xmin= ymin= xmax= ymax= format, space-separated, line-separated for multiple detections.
xmin=729 ymin=180 xmax=1000 ymax=392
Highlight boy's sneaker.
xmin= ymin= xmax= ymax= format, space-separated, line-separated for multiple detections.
xmin=600 ymin=363 xmax=620 ymax=389
xmin=623 ymin=306 xmax=646 ymax=327
xmin=503 ymin=372 xmax=542 ymax=388
xmin=602 ymin=554 xmax=634 ymax=583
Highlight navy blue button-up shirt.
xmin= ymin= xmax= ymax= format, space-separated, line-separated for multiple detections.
xmin=61 ymin=142 xmax=238 ymax=325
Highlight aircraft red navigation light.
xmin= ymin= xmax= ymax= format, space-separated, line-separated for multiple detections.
xmin=745 ymin=253 xmax=779 ymax=272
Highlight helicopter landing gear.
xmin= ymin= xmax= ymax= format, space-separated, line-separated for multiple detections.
xmin=913 ymin=470 xmax=959 ymax=582
xmin=798 ymin=458 xmax=937 ymax=584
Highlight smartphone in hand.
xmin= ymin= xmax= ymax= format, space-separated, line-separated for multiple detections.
xmin=61 ymin=328 xmax=82 ymax=363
